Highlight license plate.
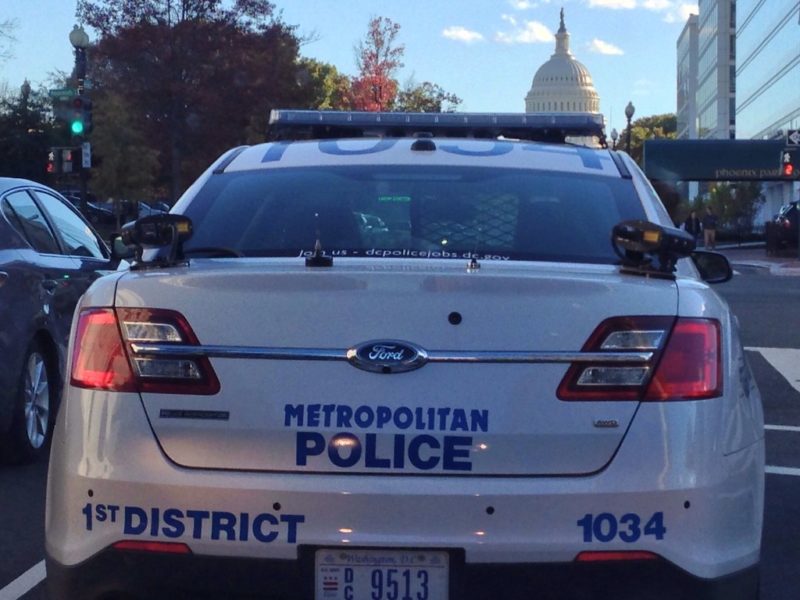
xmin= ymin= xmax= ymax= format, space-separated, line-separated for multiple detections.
xmin=315 ymin=548 xmax=449 ymax=600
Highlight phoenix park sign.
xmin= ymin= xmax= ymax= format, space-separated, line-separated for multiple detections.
xmin=643 ymin=139 xmax=786 ymax=182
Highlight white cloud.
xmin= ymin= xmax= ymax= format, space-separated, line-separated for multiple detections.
xmin=442 ymin=26 xmax=485 ymax=43
xmin=495 ymin=20 xmax=552 ymax=44
xmin=501 ymin=14 xmax=518 ymax=26
xmin=660 ymin=3 xmax=699 ymax=23
xmin=639 ymin=0 xmax=700 ymax=23
xmin=509 ymin=0 xmax=534 ymax=8
xmin=588 ymin=38 xmax=624 ymax=55
xmin=677 ymin=3 xmax=699 ymax=20
xmin=587 ymin=0 xmax=636 ymax=8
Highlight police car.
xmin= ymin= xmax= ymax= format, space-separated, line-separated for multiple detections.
xmin=46 ymin=111 xmax=764 ymax=599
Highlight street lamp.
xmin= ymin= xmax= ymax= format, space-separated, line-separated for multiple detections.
xmin=69 ymin=25 xmax=90 ymax=95
xmin=625 ymin=101 xmax=635 ymax=155
xmin=610 ymin=128 xmax=618 ymax=150
xmin=20 ymin=80 xmax=31 ymax=113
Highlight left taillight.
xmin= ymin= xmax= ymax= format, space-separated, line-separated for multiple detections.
xmin=71 ymin=307 xmax=220 ymax=395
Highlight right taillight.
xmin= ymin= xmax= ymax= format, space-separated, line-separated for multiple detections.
xmin=558 ymin=316 xmax=721 ymax=402
xmin=71 ymin=307 xmax=220 ymax=395
xmin=644 ymin=318 xmax=721 ymax=400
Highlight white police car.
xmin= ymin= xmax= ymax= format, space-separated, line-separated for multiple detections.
xmin=46 ymin=111 xmax=764 ymax=599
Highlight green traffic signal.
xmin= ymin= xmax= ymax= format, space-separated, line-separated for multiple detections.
xmin=71 ymin=119 xmax=85 ymax=135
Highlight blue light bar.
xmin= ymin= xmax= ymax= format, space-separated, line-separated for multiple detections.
xmin=268 ymin=110 xmax=606 ymax=144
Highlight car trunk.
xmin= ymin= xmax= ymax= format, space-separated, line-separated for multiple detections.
xmin=116 ymin=260 xmax=679 ymax=476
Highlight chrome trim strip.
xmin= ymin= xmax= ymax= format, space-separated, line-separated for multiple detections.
xmin=130 ymin=344 xmax=652 ymax=364
xmin=130 ymin=344 xmax=346 ymax=361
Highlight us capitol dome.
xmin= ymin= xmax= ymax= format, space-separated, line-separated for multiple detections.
xmin=524 ymin=9 xmax=600 ymax=113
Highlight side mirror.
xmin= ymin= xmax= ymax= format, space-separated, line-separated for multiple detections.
xmin=691 ymin=250 xmax=733 ymax=284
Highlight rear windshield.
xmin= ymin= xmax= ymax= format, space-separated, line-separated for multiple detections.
xmin=182 ymin=166 xmax=646 ymax=264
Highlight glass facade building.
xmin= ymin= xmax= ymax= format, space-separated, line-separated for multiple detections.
xmin=736 ymin=1 xmax=800 ymax=140
xmin=696 ymin=0 xmax=736 ymax=139
xmin=736 ymin=1 xmax=800 ymax=215
xmin=677 ymin=15 xmax=699 ymax=140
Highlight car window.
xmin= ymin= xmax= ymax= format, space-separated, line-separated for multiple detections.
xmin=1 ymin=190 xmax=62 ymax=254
xmin=183 ymin=166 xmax=646 ymax=264
xmin=32 ymin=191 xmax=107 ymax=259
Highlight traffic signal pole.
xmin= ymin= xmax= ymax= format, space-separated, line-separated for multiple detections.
xmin=72 ymin=33 xmax=89 ymax=213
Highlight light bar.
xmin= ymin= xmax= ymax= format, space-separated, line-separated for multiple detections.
xmin=267 ymin=109 xmax=606 ymax=143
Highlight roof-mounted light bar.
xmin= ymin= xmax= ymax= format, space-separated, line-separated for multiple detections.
xmin=267 ymin=110 xmax=606 ymax=144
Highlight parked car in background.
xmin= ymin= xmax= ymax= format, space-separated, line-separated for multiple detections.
xmin=136 ymin=200 xmax=168 ymax=219
xmin=773 ymin=201 xmax=798 ymax=248
xmin=61 ymin=193 xmax=115 ymax=226
xmin=0 ymin=178 xmax=120 ymax=463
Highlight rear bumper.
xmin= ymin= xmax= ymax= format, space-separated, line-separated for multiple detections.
xmin=46 ymin=547 xmax=760 ymax=600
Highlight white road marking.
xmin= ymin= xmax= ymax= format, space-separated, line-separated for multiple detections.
xmin=765 ymin=424 xmax=800 ymax=433
xmin=0 ymin=560 xmax=45 ymax=600
xmin=745 ymin=347 xmax=800 ymax=394
xmin=766 ymin=466 xmax=800 ymax=477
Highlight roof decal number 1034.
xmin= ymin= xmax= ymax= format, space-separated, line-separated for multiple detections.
xmin=577 ymin=512 xmax=666 ymax=543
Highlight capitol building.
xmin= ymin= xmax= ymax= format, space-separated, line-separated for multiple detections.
xmin=525 ymin=10 xmax=600 ymax=114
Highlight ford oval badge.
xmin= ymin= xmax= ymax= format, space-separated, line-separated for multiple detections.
xmin=347 ymin=340 xmax=428 ymax=374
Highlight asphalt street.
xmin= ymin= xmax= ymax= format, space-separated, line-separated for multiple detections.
xmin=1 ymin=259 xmax=799 ymax=599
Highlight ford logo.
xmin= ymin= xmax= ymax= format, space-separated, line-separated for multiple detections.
xmin=347 ymin=340 xmax=428 ymax=374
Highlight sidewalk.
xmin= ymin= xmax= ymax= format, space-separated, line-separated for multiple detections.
xmin=716 ymin=243 xmax=800 ymax=276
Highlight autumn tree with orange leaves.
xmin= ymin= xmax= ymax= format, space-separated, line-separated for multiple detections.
xmin=350 ymin=17 xmax=404 ymax=111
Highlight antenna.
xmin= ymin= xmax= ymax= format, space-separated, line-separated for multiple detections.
xmin=305 ymin=212 xmax=333 ymax=267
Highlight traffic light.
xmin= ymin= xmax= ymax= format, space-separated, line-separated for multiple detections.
xmin=69 ymin=96 xmax=92 ymax=136
xmin=82 ymin=97 xmax=93 ymax=135
xmin=781 ymin=149 xmax=799 ymax=179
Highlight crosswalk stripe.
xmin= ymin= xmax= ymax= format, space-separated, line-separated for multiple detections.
xmin=0 ymin=560 xmax=45 ymax=600
xmin=766 ymin=465 xmax=800 ymax=477
xmin=745 ymin=347 xmax=800 ymax=394
xmin=765 ymin=424 xmax=800 ymax=433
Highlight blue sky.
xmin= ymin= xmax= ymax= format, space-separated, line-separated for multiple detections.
xmin=2 ymin=0 xmax=698 ymax=130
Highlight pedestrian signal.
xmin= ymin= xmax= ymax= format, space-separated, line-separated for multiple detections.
xmin=782 ymin=149 xmax=799 ymax=179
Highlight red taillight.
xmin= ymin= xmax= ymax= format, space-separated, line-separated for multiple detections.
xmin=575 ymin=551 xmax=659 ymax=562
xmin=558 ymin=316 xmax=721 ymax=402
xmin=71 ymin=307 xmax=220 ymax=395
xmin=71 ymin=309 xmax=137 ymax=391
xmin=112 ymin=540 xmax=192 ymax=554
xmin=645 ymin=319 xmax=721 ymax=400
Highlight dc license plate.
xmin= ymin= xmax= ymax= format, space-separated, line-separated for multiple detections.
xmin=315 ymin=548 xmax=449 ymax=600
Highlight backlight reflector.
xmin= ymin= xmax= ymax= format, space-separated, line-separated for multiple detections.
xmin=112 ymin=540 xmax=192 ymax=554
xmin=575 ymin=551 xmax=659 ymax=562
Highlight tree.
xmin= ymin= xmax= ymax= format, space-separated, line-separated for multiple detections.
xmin=0 ymin=19 xmax=16 ymax=63
xmin=298 ymin=58 xmax=352 ymax=110
xmin=350 ymin=17 xmax=404 ymax=111
xmin=77 ymin=0 xmax=311 ymax=200
xmin=625 ymin=113 xmax=677 ymax=165
xmin=88 ymin=92 xmax=160 ymax=203
xmin=395 ymin=80 xmax=461 ymax=112
xmin=708 ymin=181 xmax=764 ymax=235
xmin=0 ymin=84 xmax=55 ymax=181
